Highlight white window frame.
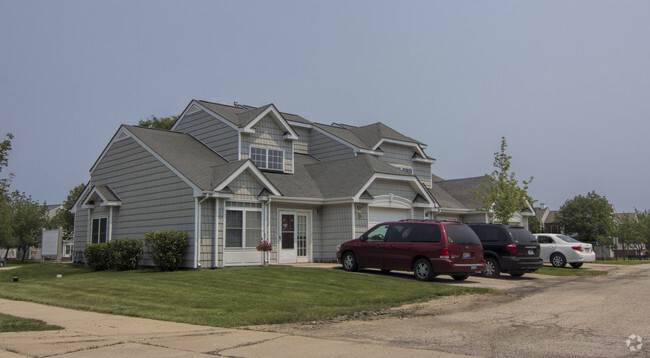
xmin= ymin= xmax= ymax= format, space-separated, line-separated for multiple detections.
xmin=250 ymin=146 xmax=284 ymax=172
xmin=224 ymin=206 xmax=263 ymax=249
xmin=90 ymin=217 xmax=108 ymax=244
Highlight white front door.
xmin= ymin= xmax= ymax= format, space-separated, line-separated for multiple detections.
xmin=279 ymin=212 xmax=310 ymax=263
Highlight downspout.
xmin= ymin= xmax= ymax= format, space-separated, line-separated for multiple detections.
xmin=108 ymin=206 xmax=113 ymax=241
xmin=213 ymin=198 xmax=219 ymax=268
xmin=351 ymin=203 xmax=356 ymax=239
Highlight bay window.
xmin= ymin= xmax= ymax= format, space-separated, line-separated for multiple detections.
xmin=225 ymin=208 xmax=262 ymax=248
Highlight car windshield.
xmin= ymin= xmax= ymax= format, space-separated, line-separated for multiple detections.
xmin=444 ymin=224 xmax=481 ymax=245
xmin=557 ymin=235 xmax=581 ymax=243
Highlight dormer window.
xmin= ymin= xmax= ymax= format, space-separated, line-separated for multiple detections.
xmin=250 ymin=146 xmax=284 ymax=171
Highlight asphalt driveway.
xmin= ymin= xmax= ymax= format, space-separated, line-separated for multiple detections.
xmin=252 ymin=263 xmax=650 ymax=357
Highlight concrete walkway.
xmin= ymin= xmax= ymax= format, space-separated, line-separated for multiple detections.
xmin=0 ymin=298 xmax=469 ymax=357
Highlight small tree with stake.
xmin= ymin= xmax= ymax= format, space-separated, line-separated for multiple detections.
xmin=470 ymin=137 xmax=533 ymax=225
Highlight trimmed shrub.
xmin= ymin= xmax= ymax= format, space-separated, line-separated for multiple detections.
xmin=144 ymin=230 xmax=188 ymax=271
xmin=109 ymin=238 xmax=143 ymax=271
xmin=84 ymin=243 xmax=112 ymax=271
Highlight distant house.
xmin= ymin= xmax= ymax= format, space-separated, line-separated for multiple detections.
xmin=534 ymin=204 xmax=561 ymax=234
xmin=71 ymin=100 xmax=521 ymax=267
xmin=432 ymin=176 xmax=534 ymax=228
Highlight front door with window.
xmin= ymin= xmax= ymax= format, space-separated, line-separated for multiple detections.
xmin=279 ymin=212 xmax=309 ymax=263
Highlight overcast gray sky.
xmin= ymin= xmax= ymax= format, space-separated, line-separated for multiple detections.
xmin=1 ymin=1 xmax=648 ymax=212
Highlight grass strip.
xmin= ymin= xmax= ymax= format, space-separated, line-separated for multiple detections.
xmin=535 ymin=266 xmax=607 ymax=276
xmin=0 ymin=263 xmax=493 ymax=327
xmin=0 ymin=313 xmax=62 ymax=332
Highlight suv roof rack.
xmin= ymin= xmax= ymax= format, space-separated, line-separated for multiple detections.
xmin=398 ymin=219 xmax=460 ymax=223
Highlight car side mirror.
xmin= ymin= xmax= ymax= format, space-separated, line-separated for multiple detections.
xmin=360 ymin=234 xmax=367 ymax=242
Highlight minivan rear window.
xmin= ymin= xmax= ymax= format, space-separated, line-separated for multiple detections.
xmin=508 ymin=227 xmax=538 ymax=243
xmin=444 ymin=225 xmax=481 ymax=245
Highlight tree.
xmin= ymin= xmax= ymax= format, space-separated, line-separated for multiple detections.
xmin=470 ymin=137 xmax=533 ymax=224
xmin=0 ymin=133 xmax=14 ymax=255
xmin=8 ymin=191 xmax=47 ymax=262
xmin=555 ymin=191 xmax=614 ymax=246
xmin=137 ymin=115 xmax=178 ymax=130
xmin=614 ymin=210 xmax=650 ymax=260
xmin=48 ymin=183 xmax=86 ymax=240
xmin=0 ymin=133 xmax=14 ymax=197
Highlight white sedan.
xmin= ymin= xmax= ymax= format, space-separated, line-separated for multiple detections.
xmin=533 ymin=234 xmax=596 ymax=268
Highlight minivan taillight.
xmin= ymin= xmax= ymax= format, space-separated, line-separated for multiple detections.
xmin=506 ymin=244 xmax=517 ymax=255
xmin=571 ymin=246 xmax=583 ymax=252
xmin=440 ymin=248 xmax=450 ymax=259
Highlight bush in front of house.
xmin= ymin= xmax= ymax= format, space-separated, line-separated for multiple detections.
xmin=144 ymin=230 xmax=188 ymax=271
xmin=109 ymin=238 xmax=143 ymax=271
xmin=83 ymin=239 xmax=143 ymax=271
xmin=84 ymin=243 xmax=112 ymax=271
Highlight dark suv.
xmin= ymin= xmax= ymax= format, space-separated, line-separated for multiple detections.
xmin=467 ymin=224 xmax=543 ymax=277
xmin=336 ymin=220 xmax=485 ymax=281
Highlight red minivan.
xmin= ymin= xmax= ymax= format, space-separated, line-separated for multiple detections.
xmin=336 ymin=220 xmax=485 ymax=281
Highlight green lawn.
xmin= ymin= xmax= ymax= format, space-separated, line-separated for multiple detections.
xmin=535 ymin=266 xmax=608 ymax=276
xmin=0 ymin=313 xmax=62 ymax=332
xmin=0 ymin=263 xmax=492 ymax=327
xmin=592 ymin=259 xmax=650 ymax=265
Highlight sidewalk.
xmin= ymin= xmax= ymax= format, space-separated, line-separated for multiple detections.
xmin=0 ymin=299 xmax=469 ymax=357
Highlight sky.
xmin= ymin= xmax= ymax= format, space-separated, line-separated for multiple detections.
xmin=1 ymin=1 xmax=649 ymax=212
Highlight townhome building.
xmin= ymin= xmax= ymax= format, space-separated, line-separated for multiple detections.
xmin=72 ymin=100 xmax=496 ymax=268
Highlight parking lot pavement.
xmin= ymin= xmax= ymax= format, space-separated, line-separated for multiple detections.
xmin=0 ymin=299 xmax=470 ymax=358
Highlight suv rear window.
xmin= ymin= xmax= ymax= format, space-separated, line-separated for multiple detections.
xmin=507 ymin=227 xmax=538 ymax=243
xmin=444 ymin=225 xmax=481 ymax=245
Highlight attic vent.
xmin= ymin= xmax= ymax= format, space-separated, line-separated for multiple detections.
xmin=187 ymin=104 xmax=201 ymax=115
xmin=116 ymin=132 xmax=129 ymax=141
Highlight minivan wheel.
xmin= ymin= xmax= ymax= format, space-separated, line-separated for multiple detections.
xmin=551 ymin=253 xmax=567 ymax=268
xmin=413 ymin=258 xmax=435 ymax=281
xmin=342 ymin=252 xmax=358 ymax=272
xmin=452 ymin=273 xmax=469 ymax=281
xmin=483 ymin=257 xmax=501 ymax=278
xmin=570 ymin=262 xmax=583 ymax=269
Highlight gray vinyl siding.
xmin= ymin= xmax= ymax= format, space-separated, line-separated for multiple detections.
xmin=174 ymin=109 xmax=239 ymax=161
xmin=230 ymin=171 xmax=263 ymax=201
xmin=199 ymin=199 xmax=216 ymax=268
xmin=413 ymin=162 xmax=432 ymax=188
xmin=378 ymin=143 xmax=432 ymax=188
xmin=241 ymin=115 xmax=294 ymax=173
xmin=72 ymin=205 xmax=89 ymax=254
xmin=354 ymin=204 xmax=368 ymax=238
xmin=367 ymin=179 xmax=417 ymax=201
xmin=320 ymin=204 xmax=354 ymax=261
xmin=86 ymin=137 xmax=196 ymax=268
xmin=309 ymin=130 xmax=354 ymax=162
xmin=412 ymin=208 xmax=426 ymax=220
xmin=293 ymin=127 xmax=310 ymax=154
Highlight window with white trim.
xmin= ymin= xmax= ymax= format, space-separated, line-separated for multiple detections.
xmin=91 ymin=218 xmax=107 ymax=243
xmin=225 ymin=208 xmax=262 ymax=248
xmin=250 ymin=146 xmax=284 ymax=171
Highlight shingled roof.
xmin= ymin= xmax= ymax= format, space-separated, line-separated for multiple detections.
xmin=433 ymin=176 xmax=489 ymax=210
xmin=125 ymin=125 xmax=228 ymax=190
